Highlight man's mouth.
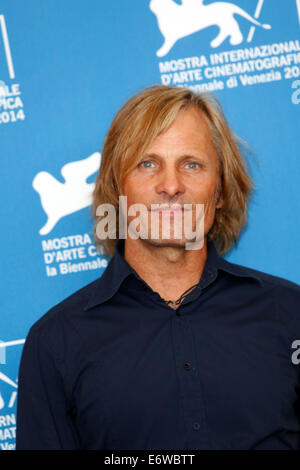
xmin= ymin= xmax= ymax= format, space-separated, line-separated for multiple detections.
xmin=149 ymin=204 xmax=192 ymax=212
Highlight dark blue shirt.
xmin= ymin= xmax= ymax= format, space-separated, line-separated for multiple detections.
xmin=16 ymin=239 xmax=300 ymax=450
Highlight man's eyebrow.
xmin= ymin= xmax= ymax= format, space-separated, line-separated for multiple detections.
xmin=141 ymin=153 xmax=209 ymax=165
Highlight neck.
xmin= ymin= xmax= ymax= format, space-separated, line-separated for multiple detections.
xmin=124 ymin=237 xmax=208 ymax=303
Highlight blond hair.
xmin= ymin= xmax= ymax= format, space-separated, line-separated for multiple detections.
xmin=92 ymin=85 xmax=255 ymax=257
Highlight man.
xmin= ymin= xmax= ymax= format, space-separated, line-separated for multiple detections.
xmin=16 ymin=85 xmax=300 ymax=450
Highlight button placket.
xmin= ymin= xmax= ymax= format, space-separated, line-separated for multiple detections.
xmin=171 ymin=315 xmax=209 ymax=448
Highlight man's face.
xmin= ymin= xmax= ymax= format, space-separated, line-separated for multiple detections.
xmin=122 ymin=106 xmax=223 ymax=249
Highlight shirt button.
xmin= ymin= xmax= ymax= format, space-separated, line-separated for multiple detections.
xmin=184 ymin=361 xmax=192 ymax=371
xmin=193 ymin=422 xmax=201 ymax=431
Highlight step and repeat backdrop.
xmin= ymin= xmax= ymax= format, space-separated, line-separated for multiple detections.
xmin=0 ymin=0 xmax=299 ymax=450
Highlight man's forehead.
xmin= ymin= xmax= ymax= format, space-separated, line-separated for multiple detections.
xmin=155 ymin=107 xmax=211 ymax=139
xmin=147 ymin=109 xmax=214 ymax=148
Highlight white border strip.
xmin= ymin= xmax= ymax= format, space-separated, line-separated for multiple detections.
xmin=0 ymin=15 xmax=15 ymax=79
xmin=0 ymin=340 xmax=5 ymax=364
xmin=296 ymin=0 xmax=300 ymax=25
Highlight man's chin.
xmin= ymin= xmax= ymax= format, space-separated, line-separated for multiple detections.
xmin=140 ymin=237 xmax=188 ymax=249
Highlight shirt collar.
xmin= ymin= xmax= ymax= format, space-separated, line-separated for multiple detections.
xmin=84 ymin=239 xmax=137 ymax=311
xmin=84 ymin=238 xmax=262 ymax=311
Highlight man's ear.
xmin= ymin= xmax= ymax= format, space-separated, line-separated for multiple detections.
xmin=216 ymin=193 xmax=223 ymax=209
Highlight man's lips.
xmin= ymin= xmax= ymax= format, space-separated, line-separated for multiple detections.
xmin=149 ymin=204 xmax=192 ymax=212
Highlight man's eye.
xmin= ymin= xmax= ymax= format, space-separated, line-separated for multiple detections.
xmin=139 ymin=160 xmax=155 ymax=168
xmin=185 ymin=162 xmax=200 ymax=169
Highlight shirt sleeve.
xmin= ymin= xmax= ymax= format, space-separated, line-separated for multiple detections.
xmin=16 ymin=324 xmax=81 ymax=450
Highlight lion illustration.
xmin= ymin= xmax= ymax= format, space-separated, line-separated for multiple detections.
xmin=150 ymin=0 xmax=271 ymax=57
xmin=32 ymin=152 xmax=101 ymax=235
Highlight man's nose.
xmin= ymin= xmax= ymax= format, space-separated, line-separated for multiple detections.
xmin=155 ymin=167 xmax=185 ymax=199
